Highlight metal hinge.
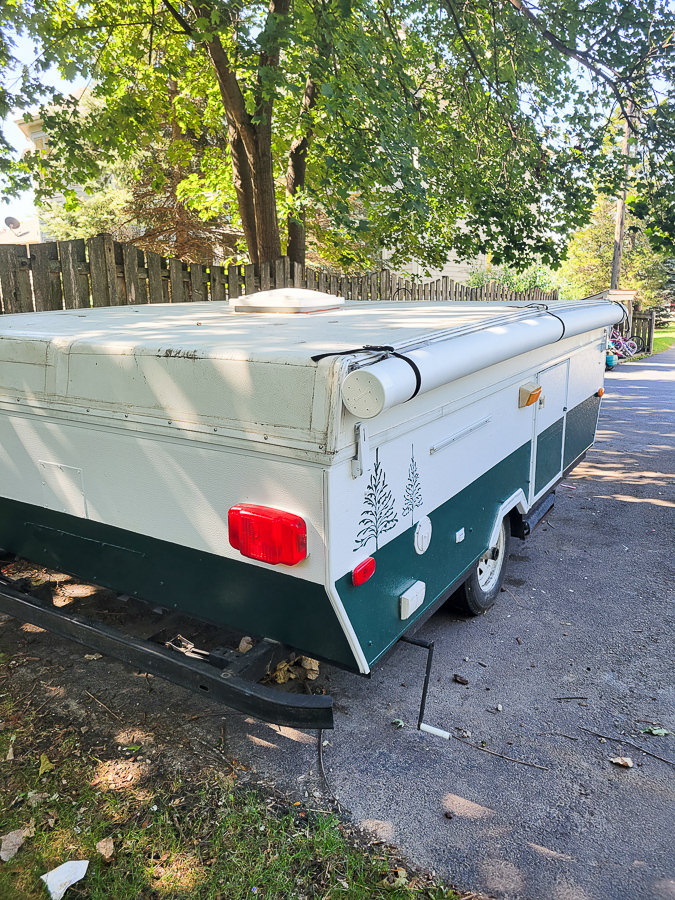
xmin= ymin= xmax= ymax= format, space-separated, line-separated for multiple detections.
xmin=351 ymin=422 xmax=368 ymax=478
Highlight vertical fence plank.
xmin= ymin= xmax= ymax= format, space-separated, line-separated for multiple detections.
xmin=209 ymin=264 xmax=226 ymax=302
xmin=59 ymin=239 xmax=89 ymax=309
xmin=191 ymin=263 xmax=206 ymax=302
xmin=147 ymin=251 xmax=164 ymax=302
xmin=15 ymin=246 xmax=33 ymax=311
xmin=306 ymin=267 xmax=316 ymax=291
xmin=87 ymin=234 xmax=117 ymax=307
xmin=29 ymin=243 xmax=50 ymax=311
xmin=329 ymin=273 xmax=337 ymax=296
xmin=260 ymin=261 xmax=271 ymax=292
xmin=274 ymin=256 xmax=290 ymax=288
xmin=4 ymin=245 xmax=32 ymax=312
xmin=274 ymin=258 xmax=286 ymax=289
xmin=0 ymin=246 xmax=30 ymax=313
xmin=32 ymin=243 xmax=63 ymax=310
xmin=294 ymin=262 xmax=305 ymax=288
xmin=243 ymin=263 xmax=256 ymax=296
xmin=111 ymin=240 xmax=126 ymax=303
xmin=170 ymin=258 xmax=186 ymax=303
xmin=379 ymin=269 xmax=389 ymax=301
xmin=122 ymin=243 xmax=143 ymax=305
xmin=227 ymin=264 xmax=240 ymax=299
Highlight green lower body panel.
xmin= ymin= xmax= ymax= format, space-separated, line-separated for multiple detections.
xmin=564 ymin=394 xmax=601 ymax=469
xmin=0 ymin=498 xmax=357 ymax=671
xmin=335 ymin=442 xmax=532 ymax=669
xmin=535 ymin=418 xmax=564 ymax=495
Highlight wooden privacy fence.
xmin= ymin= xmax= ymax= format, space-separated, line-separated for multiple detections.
xmin=631 ymin=310 xmax=656 ymax=353
xmin=0 ymin=234 xmax=559 ymax=314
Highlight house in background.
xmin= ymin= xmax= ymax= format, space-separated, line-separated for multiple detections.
xmin=401 ymin=252 xmax=485 ymax=285
xmin=0 ymin=215 xmax=42 ymax=245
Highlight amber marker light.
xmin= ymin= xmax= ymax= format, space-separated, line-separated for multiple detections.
xmin=596 ymin=387 xmax=605 ymax=397
xmin=352 ymin=557 xmax=376 ymax=586
xmin=518 ymin=382 xmax=542 ymax=408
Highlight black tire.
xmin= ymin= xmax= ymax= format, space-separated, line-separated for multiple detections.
xmin=630 ymin=334 xmax=646 ymax=353
xmin=454 ymin=518 xmax=511 ymax=615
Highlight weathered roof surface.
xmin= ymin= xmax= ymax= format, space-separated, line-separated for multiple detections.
xmin=0 ymin=300 xmax=533 ymax=363
xmin=0 ymin=298 xmax=622 ymax=450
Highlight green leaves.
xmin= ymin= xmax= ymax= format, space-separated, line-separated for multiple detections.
xmin=1 ymin=0 xmax=673 ymax=265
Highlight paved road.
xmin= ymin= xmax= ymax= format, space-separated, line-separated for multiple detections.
xmin=230 ymin=346 xmax=675 ymax=900
xmin=2 ymin=348 xmax=673 ymax=900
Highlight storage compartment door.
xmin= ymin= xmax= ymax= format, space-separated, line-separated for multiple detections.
xmin=532 ymin=360 xmax=569 ymax=501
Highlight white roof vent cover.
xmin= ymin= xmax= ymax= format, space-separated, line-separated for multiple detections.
xmin=233 ymin=287 xmax=345 ymax=313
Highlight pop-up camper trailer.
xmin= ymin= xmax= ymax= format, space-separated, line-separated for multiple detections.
xmin=0 ymin=290 xmax=627 ymax=726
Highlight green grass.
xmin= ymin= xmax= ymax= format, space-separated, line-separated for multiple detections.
xmin=652 ymin=322 xmax=675 ymax=355
xmin=0 ymin=693 xmax=458 ymax=900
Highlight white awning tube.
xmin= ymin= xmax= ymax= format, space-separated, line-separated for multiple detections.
xmin=341 ymin=301 xmax=624 ymax=419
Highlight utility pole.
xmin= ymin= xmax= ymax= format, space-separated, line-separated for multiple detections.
xmin=611 ymin=102 xmax=634 ymax=290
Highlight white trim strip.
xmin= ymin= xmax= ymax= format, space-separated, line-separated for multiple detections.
xmin=429 ymin=416 xmax=492 ymax=455
xmin=322 ymin=470 xmax=370 ymax=674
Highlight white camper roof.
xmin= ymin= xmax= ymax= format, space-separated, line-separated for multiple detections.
xmin=0 ymin=296 xmax=624 ymax=449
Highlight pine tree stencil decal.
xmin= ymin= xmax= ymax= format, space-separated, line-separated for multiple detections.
xmin=401 ymin=444 xmax=423 ymax=525
xmin=354 ymin=449 xmax=398 ymax=551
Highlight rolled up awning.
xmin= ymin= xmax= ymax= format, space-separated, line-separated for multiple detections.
xmin=341 ymin=298 xmax=625 ymax=419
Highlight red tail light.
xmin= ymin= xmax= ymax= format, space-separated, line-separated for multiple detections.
xmin=352 ymin=557 xmax=376 ymax=586
xmin=228 ymin=504 xmax=307 ymax=566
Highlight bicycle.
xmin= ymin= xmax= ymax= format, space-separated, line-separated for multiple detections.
xmin=609 ymin=328 xmax=639 ymax=359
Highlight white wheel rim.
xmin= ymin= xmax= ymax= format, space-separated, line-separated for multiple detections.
xmin=476 ymin=523 xmax=506 ymax=592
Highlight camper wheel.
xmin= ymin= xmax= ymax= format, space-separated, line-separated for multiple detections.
xmin=456 ymin=518 xmax=511 ymax=615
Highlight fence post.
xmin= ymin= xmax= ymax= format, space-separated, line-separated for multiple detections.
xmin=647 ymin=309 xmax=655 ymax=353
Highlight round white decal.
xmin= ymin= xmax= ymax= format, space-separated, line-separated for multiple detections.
xmin=414 ymin=516 xmax=432 ymax=555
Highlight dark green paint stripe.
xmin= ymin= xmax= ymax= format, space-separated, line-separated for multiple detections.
xmin=336 ymin=442 xmax=532 ymax=668
xmin=0 ymin=498 xmax=357 ymax=671
xmin=535 ymin=418 xmax=564 ymax=495
xmin=564 ymin=394 xmax=601 ymax=470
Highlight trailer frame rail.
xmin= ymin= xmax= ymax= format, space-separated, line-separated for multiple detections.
xmin=0 ymin=575 xmax=333 ymax=730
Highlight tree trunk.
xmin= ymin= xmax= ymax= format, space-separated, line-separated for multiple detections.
xmin=611 ymin=101 xmax=634 ymax=290
xmin=197 ymin=6 xmax=287 ymax=265
xmin=251 ymin=125 xmax=281 ymax=264
xmin=228 ymin=127 xmax=259 ymax=267
xmin=286 ymin=78 xmax=318 ymax=267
